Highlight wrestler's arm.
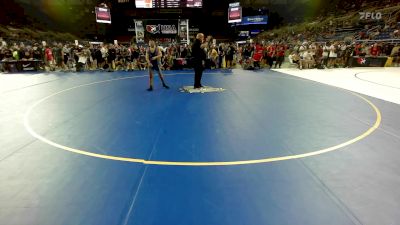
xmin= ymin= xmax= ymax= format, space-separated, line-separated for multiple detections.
xmin=154 ymin=47 xmax=163 ymax=60
xmin=145 ymin=50 xmax=151 ymax=67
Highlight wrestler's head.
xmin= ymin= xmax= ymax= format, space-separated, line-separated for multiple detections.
xmin=149 ymin=40 xmax=156 ymax=48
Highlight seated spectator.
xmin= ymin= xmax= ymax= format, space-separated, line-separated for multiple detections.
xmin=288 ymin=51 xmax=300 ymax=67
xmin=75 ymin=45 xmax=88 ymax=72
xmin=300 ymin=50 xmax=315 ymax=69
xmin=32 ymin=43 xmax=42 ymax=60
xmin=12 ymin=47 xmax=20 ymax=60
xmin=21 ymin=47 xmax=33 ymax=61
xmin=370 ymin=43 xmax=381 ymax=57
xmin=130 ymin=45 xmax=140 ymax=70
xmin=391 ymin=44 xmax=400 ymax=67
xmin=162 ymin=52 xmax=173 ymax=70
xmin=138 ymin=52 xmax=147 ymax=70
xmin=393 ymin=30 xmax=399 ymax=38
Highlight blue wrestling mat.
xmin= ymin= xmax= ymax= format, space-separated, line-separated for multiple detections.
xmin=1 ymin=69 xmax=399 ymax=225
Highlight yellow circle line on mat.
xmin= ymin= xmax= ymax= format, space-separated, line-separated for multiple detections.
xmin=23 ymin=74 xmax=382 ymax=166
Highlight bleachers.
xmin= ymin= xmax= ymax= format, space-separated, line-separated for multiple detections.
xmin=375 ymin=33 xmax=393 ymax=39
xmin=258 ymin=1 xmax=400 ymax=43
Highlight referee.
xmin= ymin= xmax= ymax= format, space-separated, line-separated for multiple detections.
xmin=192 ymin=33 xmax=211 ymax=88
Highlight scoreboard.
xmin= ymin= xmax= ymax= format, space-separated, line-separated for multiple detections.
xmin=228 ymin=2 xmax=242 ymax=23
xmin=135 ymin=0 xmax=202 ymax=8
xmin=95 ymin=7 xmax=111 ymax=24
xmin=186 ymin=0 xmax=202 ymax=7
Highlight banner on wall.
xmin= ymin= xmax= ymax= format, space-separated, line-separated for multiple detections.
xmin=145 ymin=22 xmax=178 ymax=35
xmin=239 ymin=31 xmax=249 ymax=37
xmin=134 ymin=20 xmax=180 ymax=43
xmin=351 ymin=56 xmax=388 ymax=67
xmin=189 ymin=27 xmax=200 ymax=36
xmin=241 ymin=16 xmax=268 ymax=25
xmin=250 ymin=30 xmax=261 ymax=36
xmin=134 ymin=20 xmax=145 ymax=44
xmin=179 ymin=19 xmax=189 ymax=44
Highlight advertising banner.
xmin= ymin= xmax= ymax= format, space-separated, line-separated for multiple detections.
xmin=134 ymin=20 xmax=180 ymax=43
xmin=179 ymin=19 xmax=189 ymax=44
xmin=134 ymin=20 xmax=145 ymax=44
xmin=189 ymin=27 xmax=200 ymax=36
xmin=350 ymin=56 xmax=388 ymax=67
xmin=20 ymin=61 xmax=40 ymax=71
xmin=239 ymin=31 xmax=249 ymax=37
xmin=250 ymin=30 xmax=261 ymax=36
xmin=144 ymin=20 xmax=179 ymax=37
xmin=240 ymin=16 xmax=268 ymax=25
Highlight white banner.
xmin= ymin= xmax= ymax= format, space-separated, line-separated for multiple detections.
xmin=179 ymin=19 xmax=190 ymax=44
xmin=134 ymin=20 xmax=145 ymax=44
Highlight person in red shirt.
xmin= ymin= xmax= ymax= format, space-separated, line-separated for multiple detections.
xmin=45 ymin=45 xmax=55 ymax=71
xmin=354 ymin=43 xmax=362 ymax=56
xmin=262 ymin=44 xmax=268 ymax=67
xmin=266 ymin=43 xmax=276 ymax=69
xmin=370 ymin=43 xmax=380 ymax=57
xmin=252 ymin=42 xmax=264 ymax=68
xmin=274 ymin=43 xmax=286 ymax=68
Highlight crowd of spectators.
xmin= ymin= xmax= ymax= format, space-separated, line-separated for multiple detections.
xmin=1 ymin=32 xmax=400 ymax=73
xmin=250 ymin=16 xmax=400 ymax=69
xmin=0 ymin=37 xmax=242 ymax=73
xmin=234 ymin=40 xmax=400 ymax=70
xmin=286 ymin=40 xmax=400 ymax=69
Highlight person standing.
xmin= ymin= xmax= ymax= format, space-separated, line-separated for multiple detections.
xmin=225 ymin=43 xmax=235 ymax=68
xmin=266 ymin=43 xmax=276 ymax=69
xmin=44 ymin=44 xmax=55 ymax=71
xmin=209 ymin=46 xmax=218 ymax=69
xmin=218 ymin=43 xmax=225 ymax=69
xmin=53 ymin=43 xmax=63 ymax=70
xmin=146 ymin=40 xmax=169 ymax=91
xmin=328 ymin=42 xmax=338 ymax=68
xmin=192 ymin=33 xmax=210 ymax=88
xmin=253 ymin=42 xmax=263 ymax=68
xmin=274 ymin=43 xmax=286 ymax=69
xmin=107 ymin=44 xmax=116 ymax=72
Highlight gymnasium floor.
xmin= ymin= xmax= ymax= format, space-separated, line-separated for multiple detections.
xmin=0 ymin=67 xmax=399 ymax=225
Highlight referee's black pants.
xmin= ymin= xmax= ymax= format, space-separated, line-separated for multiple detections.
xmin=194 ymin=64 xmax=204 ymax=88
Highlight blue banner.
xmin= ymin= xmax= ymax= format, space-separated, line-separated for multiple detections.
xmin=250 ymin=30 xmax=261 ymax=36
xmin=240 ymin=16 xmax=268 ymax=25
